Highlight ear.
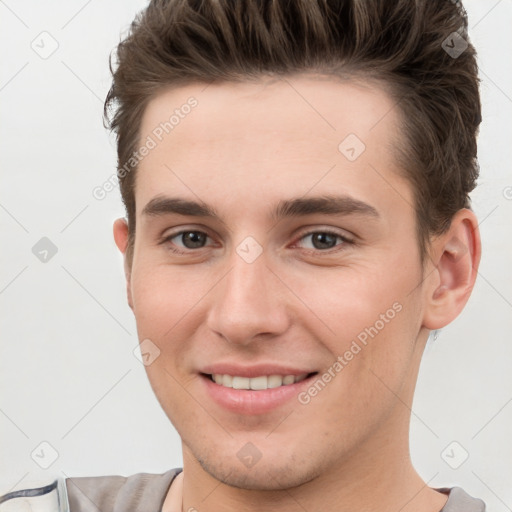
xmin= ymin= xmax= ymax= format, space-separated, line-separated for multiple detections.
xmin=113 ymin=218 xmax=134 ymax=310
xmin=421 ymin=208 xmax=481 ymax=331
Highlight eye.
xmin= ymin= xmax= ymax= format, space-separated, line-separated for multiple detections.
xmin=160 ymin=228 xmax=353 ymax=255
xmin=161 ymin=230 xmax=212 ymax=253
xmin=295 ymin=230 xmax=353 ymax=252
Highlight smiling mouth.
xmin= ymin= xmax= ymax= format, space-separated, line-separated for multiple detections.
xmin=202 ymin=372 xmax=318 ymax=390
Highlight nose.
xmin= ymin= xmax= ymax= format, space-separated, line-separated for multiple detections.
xmin=206 ymin=250 xmax=290 ymax=346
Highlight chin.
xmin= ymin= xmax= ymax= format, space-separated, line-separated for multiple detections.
xmin=205 ymin=462 xmax=318 ymax=491
xmin=191 ymin=444 xmax=322 ymax=491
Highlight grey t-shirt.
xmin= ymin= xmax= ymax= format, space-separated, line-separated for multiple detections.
xmin=65 ymin=468 xmax=486 ymax=512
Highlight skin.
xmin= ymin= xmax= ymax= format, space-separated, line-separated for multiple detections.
xmin=113 ymin=75 xmax=481 ymax=512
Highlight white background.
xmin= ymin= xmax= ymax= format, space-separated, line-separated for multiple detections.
xmin=0 ymin=1 xmax=511 ymax=510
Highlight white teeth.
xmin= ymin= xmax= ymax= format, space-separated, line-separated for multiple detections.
xmin=232 ymin=376 xmax=250 ymax=389
xmin=222 ymin=374 xmax=233 ymax=387
xmin=250 ymin=376 xmax=268 ymax=390
xmin=282 ymin=375 xmax=295 ymax=385
xmin=210 ymin=373 xmax=309 ymax=390
xmin=267 ymin=375 xmax=283 ymax=388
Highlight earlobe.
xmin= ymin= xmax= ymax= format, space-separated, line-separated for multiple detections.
xmin=113 ymin=218 xmax=134 ymax=310
xmin=422 ymin=209 xmax=481 ymax=331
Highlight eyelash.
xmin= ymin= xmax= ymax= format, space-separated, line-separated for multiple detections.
xmin=159 ymin=228 xmax=355 ymax=256
xmin=293 ymin=229 xmax=355 ymax=254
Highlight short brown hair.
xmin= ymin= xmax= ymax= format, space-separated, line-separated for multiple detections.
xmin=104 ymin=0 xmax=481 ymax=267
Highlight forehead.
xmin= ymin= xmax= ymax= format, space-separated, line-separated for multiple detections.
xmin=140 ymin=74 xmax=399 ymax=149
xmin=135 ymin=74 xmax=412 ymax=218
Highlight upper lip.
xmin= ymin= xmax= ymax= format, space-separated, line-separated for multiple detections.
xmin=200 ymin=363 xmax=317 ymax=378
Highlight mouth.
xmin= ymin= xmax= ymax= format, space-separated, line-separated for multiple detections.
xmin=199 ymin=371 xmax=319 ymax=415
xmin=204 ymin=372 xmax=314 ymax=390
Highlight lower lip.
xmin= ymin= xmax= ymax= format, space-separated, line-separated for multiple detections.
xmin=200 ymin=373 xmax=317 ymax=415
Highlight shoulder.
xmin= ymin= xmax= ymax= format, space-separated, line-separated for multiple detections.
xmin=65 ymin=467 xmax=182 ymax=512
xmin=437 ymin=486 xmax=486 ymax=512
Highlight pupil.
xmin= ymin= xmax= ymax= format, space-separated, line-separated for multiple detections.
xmin=313 ymin=233 xmax=336 ymax=250
xmin=183 ymin=231 xmax=206 ymax=248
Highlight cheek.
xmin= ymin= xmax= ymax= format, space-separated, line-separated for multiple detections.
xmin=129 ymin=264 xmax=213 ymax=389
xmin=290 ymin=263 xmax=407 ymax=337
xmin=296 ymin=261 xmax=420 ymax=382
xmin=130 ymin=263 xmax=201 ymax=338
xmin=292 ymin=293 xmax=419 ymax=441
xmin=130 ymin=266 xmax=198 ymax=415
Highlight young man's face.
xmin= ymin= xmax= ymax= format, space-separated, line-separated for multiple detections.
xmin=116 ymin=75 xmax=438 ymax=489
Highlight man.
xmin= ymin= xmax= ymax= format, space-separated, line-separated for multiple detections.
xmin=6 ymin=0 xmax=487 ymax=510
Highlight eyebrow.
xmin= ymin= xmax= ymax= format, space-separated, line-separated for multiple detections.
xmin=271 ymin=195 xmax=380 ymax=221
xmin=141 ymin=194 xmax=380 ymax=221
